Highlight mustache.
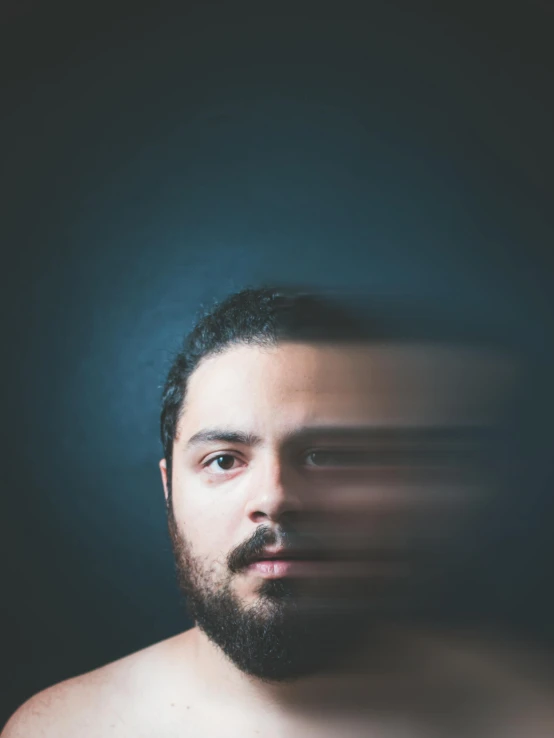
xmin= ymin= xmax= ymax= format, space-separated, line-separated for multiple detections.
xmin=227 ymin=524 xmax=434 ymax=573
xmin=227 ymin=526 xmax=323 ymax=573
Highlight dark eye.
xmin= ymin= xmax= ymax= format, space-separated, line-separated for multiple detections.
xmin=304 ymin=450 xmax=367 ymax=468
xmin=305 ymin=451 xmax=333 ymax=467
xmin=204 ymin=454 xmax=241 ymax=474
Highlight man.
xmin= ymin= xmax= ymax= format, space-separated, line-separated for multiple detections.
xmin=3 ymin=287 xmax=552 ymax=737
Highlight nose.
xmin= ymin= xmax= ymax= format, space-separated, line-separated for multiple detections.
xmin=244 ymin=453 xmax=303 ymax=524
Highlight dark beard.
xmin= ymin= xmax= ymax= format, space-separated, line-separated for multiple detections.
xmin=167 ymin=511 xmax=372 ymax=682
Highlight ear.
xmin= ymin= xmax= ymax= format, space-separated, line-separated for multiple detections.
xmin=159 ymin=458 xmax=169 ymax=502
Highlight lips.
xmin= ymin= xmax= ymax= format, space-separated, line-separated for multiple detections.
xmin=247 ymin=559 xmax=298 ymax=577
xmin=244 ymin=547 xmax=319 ymax=578
xmin=250 ymin=547 xmax=318 ymax=564
xmin=246 ymin=555 xmax=409 ymax=579
xmin=243 ymin=543 xmax=418 ymax=580
xmin=250 ymin=547 xmax=412 ymax=564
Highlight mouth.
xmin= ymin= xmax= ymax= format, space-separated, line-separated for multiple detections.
xmin=245 ymin=548 xmax=410 ymax=579
xmin=245 ymin=548 xmax=322 ymax=578
xmin=247 ymin=559 xmax=302 ymax=577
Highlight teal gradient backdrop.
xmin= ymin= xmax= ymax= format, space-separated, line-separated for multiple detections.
xmin=1 ymin=0 xmax=553 ymax=726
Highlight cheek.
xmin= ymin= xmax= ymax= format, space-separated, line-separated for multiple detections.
xmin=306 ymin=476 xmax=481 ymax=550
xmin=171 ymin=475 xmax=243 ymax=562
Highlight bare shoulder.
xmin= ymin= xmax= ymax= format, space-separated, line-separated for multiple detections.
xmin=1 ymin=630 xmax=198 ymax=738
xmin=428 ymin=627 xmax=554 ymax=734
xmin=438 ymin=628 xmax=554 ymax=691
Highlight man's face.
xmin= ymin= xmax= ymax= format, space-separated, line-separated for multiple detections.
xmin=161 ymin=341 xmax=511 ymax=680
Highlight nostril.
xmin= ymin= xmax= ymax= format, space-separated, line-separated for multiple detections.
xmin=250 ymin=511 xmax=269 ymax=523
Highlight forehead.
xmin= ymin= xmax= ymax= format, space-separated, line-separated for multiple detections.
xmin=177 ymin=342 xmax=513 ymax=440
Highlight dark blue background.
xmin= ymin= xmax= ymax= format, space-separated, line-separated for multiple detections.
xmin=1 ymin=0 xmax=553 ymax=725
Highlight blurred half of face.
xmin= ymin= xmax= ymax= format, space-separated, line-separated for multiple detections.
xmin=166 ymin=340 xmax=515 ymax=679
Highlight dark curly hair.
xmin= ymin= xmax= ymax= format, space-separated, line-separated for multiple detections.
xmin=160 ymin=286 xmax=369 ymax=493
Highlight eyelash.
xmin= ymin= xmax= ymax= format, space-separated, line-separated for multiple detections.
xmin=201 ymin=449 xmax=334 ymax=475
xmin=202 ymin=452 xmax=245 ymax=473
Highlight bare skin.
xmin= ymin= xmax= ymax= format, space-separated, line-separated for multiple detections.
xmin=3 ymin=342 xmax=552 ymax=737
xmin=3 ymin=626 xmax=553 ymax=737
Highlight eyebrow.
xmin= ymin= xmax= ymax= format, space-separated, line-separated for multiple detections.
xmin=184 ymin=425 xmax=484 ymax=451
xmin=185 ymin=429 xmax=264 ymax=449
